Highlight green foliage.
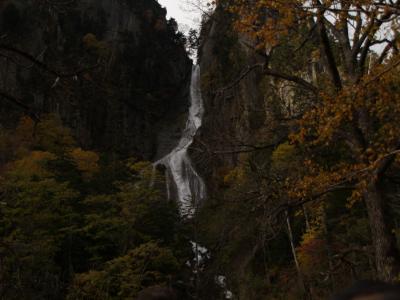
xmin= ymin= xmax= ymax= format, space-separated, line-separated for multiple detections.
xmin=0 ymin=168 xmax=80 ymax=299
xmin=70 ymin=148 xmax=100 ymax=179
xmin=35 ymin=114 xmax=76 ymax=154
xmin=0 ymin=115 xmax=189 ymax=299
xmin=271 ymin=142 xmax=297 ymax=172
xmin=81 ymin=178 xmax=180 ymax=265
xmin=68 ymin=242 xmax=179 ymax=299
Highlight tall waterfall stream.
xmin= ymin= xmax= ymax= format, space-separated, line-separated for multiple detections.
xmin=155 ymin=65 xmax=206 ymax=218
xmin=154 ymin=65 xmax=233 ymax=299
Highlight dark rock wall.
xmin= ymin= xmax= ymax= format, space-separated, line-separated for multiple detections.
xmin=192 ymin=9 xmax=294 ymax=298
xmin=194 ymin=7 xmax=285 ymax=195
xmin=0 ymin=0 xmax=192 ymax=159
xmin=193 ymin=7 xmax=314 ymax=299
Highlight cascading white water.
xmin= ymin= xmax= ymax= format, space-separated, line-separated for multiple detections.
xmin=155 ymin=65 xmax=206 ymax=217
xmin=154 ymin=65 xmax=233 ymax=299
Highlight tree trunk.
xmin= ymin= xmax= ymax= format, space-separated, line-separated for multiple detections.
xmin=363 ymin=181 xmax=400 ymax=281
xmin=286 ymin=210 xmax=308 ymax=296
xmin=303 ymin=205 xmax=311 ymax=231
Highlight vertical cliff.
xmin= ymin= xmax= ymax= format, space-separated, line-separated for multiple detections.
xmin=195 ymin=7 xmax=287 ymax=197
xmin=0 ymin=0 xmax=192 ymax=159
xmin=192 ymin=1 xmax=398 ymax=299
xmin=193 ymin=7 xmax=301 ymax=299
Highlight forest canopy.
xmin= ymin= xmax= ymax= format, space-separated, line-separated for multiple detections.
xmin=0 ymin=115 xmax=190 ymax=299
xmin=192 ymin=0 xmax=400 ymax=298
xmin=1 ymin=0 xmax=400 ymax=299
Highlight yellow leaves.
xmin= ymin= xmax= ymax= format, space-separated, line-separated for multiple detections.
xmin=228 ymin=0 xmax=321 ymax=49
xmin=227 ymin=3 xmax=400 ymax=185
xmin=9 ymin=151 xmax=56 ymax=179
xmin=289 ymin=161 xmax=366 ymax=202
xmin=127 ymin=160 xmax=156 ymax=183
xmin=223 ymin=166 xmax=246 ymax=186
xmin=69 ymin=242 xmax=179 ymax=299
xmin=0 ymin=114 xmax=78 ymax=166
xmin=271 ymin=142 xmax=297 ymax=172
xmin=128 ymin=160 xmax=150 ymax=173
xmin=36 ymin=114 xmax=76 ymax=153
xmin=292 ymin=66 xmax=400 ymax=151
xmin=272 ymin=142 xmax=295 ymax=161
xmin=68 ymin=270 xmax=108 ymax=300
xmin=347 ymin=188 xmax=363 ymax=209
xmin=297 ymin=226 xmax=327 ymax=275
xmin=70 ymin=148 xmax=100 ymax=179
xmin=82 ymin=33 xmax=97 ymax=47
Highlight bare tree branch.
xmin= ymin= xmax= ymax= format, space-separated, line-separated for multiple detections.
xmin=217 ymin=63 xmax=319 ymax=96
xmin=0 ymin=44 xmax=99 ymax=78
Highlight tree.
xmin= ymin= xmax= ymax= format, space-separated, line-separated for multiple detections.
xmin=221 ymin=0 xmax=400 ymax=281
xmin=0 ymin=150 xmax=80 ymax=299
xmin=0 ymin=115 xmax=190 ymax=298
xmin=67 ymin=242 xmax=180 ymax=299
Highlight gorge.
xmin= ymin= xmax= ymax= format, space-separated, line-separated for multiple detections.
xmin=1 ymin=0 xmax=400 ymax=299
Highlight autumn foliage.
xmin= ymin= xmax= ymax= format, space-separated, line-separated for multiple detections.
xmin=0 ymin=115 xmax=188 ymax=299
xmin=196 ymin=0 xmax=400 ymax=298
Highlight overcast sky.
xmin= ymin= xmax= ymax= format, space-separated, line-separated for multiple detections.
xmin=157 ymin=0 xmax=201 ymax=32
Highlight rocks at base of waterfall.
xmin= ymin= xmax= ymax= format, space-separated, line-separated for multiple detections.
xmin=188 ymin=241 xmax=234 ymax=299
xmin=215 ymin=275 xmax=234 ymax=299
xmin=190 ymin=241 xmax=210 ymax=269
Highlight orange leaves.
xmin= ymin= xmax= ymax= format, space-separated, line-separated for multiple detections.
xmin=292 ymin=88 xmax=355 ymax=147
xmin=1 ymin=114 xmax=78 ymax=161
xmin=69 ymin=148 xmax=100 ymax=179
xmin=347 ymin=188 xmax=363 ymax=209
xmin=288 ymin=160 xmax=366 ymax=202
xmin=223 ymin=166 xmax=247 ymax=187
xmin=228 ymin=0 xmax=304 ymax=47
xmin=226 ymin=0 xmax=400 ymax=221
xmin=0 ymin=114 xmax=106 ymax=181
xmin=297 ymin=227 xmax=327 ymax=275
xmin=292 ymin=61 xmax=400 ymax=159
xmin=7 ymin=151 xmax=57 ymax=179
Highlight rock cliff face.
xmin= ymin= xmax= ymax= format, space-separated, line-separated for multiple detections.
xmin=0 ymin=0 xmax=192 ymax=159
xmin=195 ymin=7 xmax=287 ymax=195
xmin=193 ymin=8 xmax=295 ymax=298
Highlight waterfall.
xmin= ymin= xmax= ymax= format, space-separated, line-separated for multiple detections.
xmin=155 ymin=65 xmax=206 ymax=217
xmin=154 ymin=65 xmax=233 ymax=299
